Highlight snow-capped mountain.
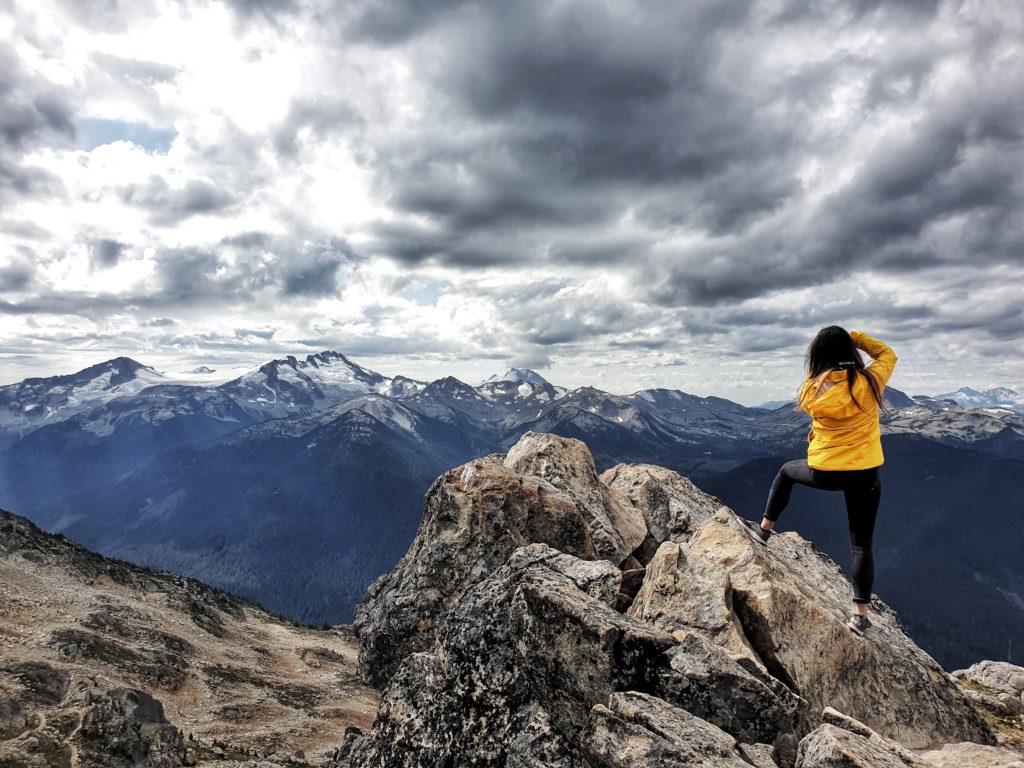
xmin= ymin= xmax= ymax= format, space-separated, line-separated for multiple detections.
xmin=932 ymin=386 xmax=1024 ymax=412
xmin=385 ymin=374 xmax=428 ymax=398
xmin=0 ymin=357 xmax=171 ymax=436
xmin=626 ymin=388 xmax=761 ymax=426
xmin=482 ymin=367 xmax=553 ymax=388
xmin=217 ymin=351 xmax=394 ymax=419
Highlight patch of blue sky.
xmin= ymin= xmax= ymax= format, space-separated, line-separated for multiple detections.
xmin=76 ymin=118 xmax=177 ymax=153
xmin=400 ymin=279 xmax=452 ymax=306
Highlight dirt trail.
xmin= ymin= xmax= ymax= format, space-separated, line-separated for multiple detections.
xmin=66 ymin=708 xmax=84 ymax=768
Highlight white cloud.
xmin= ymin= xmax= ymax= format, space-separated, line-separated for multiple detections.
xmin=1 ymin=0 xmax=1022 ymax=405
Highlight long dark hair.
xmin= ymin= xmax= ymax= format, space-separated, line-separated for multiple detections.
xmin=801 ymin=325 xmax=887 ymax=414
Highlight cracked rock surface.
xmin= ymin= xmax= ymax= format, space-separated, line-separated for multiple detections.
xmin=343 ymin=432 xmax=1012 ymax=767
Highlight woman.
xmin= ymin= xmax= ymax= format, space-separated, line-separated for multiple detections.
xmin=750 ymin=326 xmax=897 ymax=635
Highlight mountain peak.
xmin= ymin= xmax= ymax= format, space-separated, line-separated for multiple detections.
xmin=347 ymin=432 xmax=1008 ymax=765
xmin=81 ymin=356 xmax=154 ymax=380
xmin=934 ymin=386 xmax=1024 ymax=411
xmin=484 ymin=368 xmax=551 ymax=387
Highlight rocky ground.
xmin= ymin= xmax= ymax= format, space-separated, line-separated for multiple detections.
xmin=342 ymin=431 xmax=1024 ymax=768
xmin=0 ymin=510 xmax=378 ymax=767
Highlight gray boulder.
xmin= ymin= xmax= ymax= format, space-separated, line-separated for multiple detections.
xmin=504 ymin=432 xmax=647 ymax=563
xmin=354 ymin=450 xmax=600 ymax=687
xmin=954 ymin=661 xmax=1024 ymax=716
xmin=599 ymin=462 xmax=721 ymax=557
xmin=661 ymin=506 xmax=993 ymax=747
xmin=582 ymin=690 xmax=777 ymax=767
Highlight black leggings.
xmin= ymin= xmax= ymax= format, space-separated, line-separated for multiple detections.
xmin=763 ymin=460 xmax=881 ymax=604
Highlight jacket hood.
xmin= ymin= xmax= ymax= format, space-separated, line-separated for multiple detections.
xmin=799 ymin=370 xmax=875 ymax=420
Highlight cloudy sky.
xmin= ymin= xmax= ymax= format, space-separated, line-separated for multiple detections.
xmin=1 ymin=0 xmax=1022 ymax=404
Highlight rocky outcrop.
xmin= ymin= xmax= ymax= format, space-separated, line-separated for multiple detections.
xmin=354 ymin=434 xmax=669 ymax=688
xmin=599 ymin=463 xmax=721 ymax=558
xmin=344 ymin=432 xmax=1005 ymax=767
xmin=956 ymin=662 xmax=1024 ymax=716
xmin=354 ymin=435 xmax=730 ymax=690
xmin=0 ymin=667 xmax=186 ymax=768
xmin=952 ymin=661 xmax=1024 ymax=753
xmin=342 ymin=543 xmax=802 ymax=766
xmin=793 ymin=707 xmax=1024 ymax=768
xmin=642 ymin=506 xmax=991 ymax=747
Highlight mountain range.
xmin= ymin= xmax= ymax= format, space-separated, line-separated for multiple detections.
xmin=1 ymin=352 xmax=1022 ymax=670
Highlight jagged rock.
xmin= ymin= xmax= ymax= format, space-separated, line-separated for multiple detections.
xmin=669 ymin=506 xmax=993 ymax=747
xmin=954 ymin=662 xmax=1024 ymax=716
xmin=70 ymin=684 xmax=186 ymax=767
xmin=0 ymin=698 xmax=31 ymax=741
xmin=628 ymin=539 xmax=758 ymax=661
xmin=799 ymin=707 xmax=1024 ymax=767
xmin=916 ymin=742 xmax=1024 ymax=767
xmin=2 ymin=660 xmax=69 ymax=705
xmin=820 ymin=707 xmax=929 ymax=764
xmin=0 ymin=728 xmax=69 ymax=767
xmin=662 ymin=631 xmax=804 ymax=755
xmin=48 ymin=628 xmax=188 ymax=690
xmin=338 ymin=543 xmax=802 ymax=767
xmin=341 ymin=433 xmax=1001 ymax=767
xmin=506 ymin=705 xmax=580 ymax=768
xmin=355 ymin=438 xmax=622 ymax=687
xmin=581 ymin=691 xmax=769 ymax=767
xmin=741 ymin=742 xmax=782 ymax=768
xmin=811 ymin=712 xmax=1024 ymax=768
xmin=599 ymin=463 xmax=721 ymax=561
xmin=504 ymin=432 xmax=647 ymax=563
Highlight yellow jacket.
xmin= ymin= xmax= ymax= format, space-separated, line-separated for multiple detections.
xmin=797 ymin=331 xmax=898 ymax=470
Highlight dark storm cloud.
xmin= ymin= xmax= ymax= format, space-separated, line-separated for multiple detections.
xmin=341 ymin=0 xmax=474 ymax=45
xmin=361 ymin=0 xmax=810 ymax=268
xmin=153 ymin=245 xmax=271 ymax=301
xmin=272 ymin=96 xmax=362 ymax=158
xmin=0 ymin=257 xmax=34 ymax=292
xmin=217 ymin=231 xmax=358 ymax=298
xmin=0 ymin=63 xmax=75 ymax=148
xmin=281 ymin=253 xmax=343 ymax=296
xmin=349 ymin=0 xmax=1023 ymax=350
xmin=0 ymin=48 xmax=74 ymax=205
xmin=117 ymin=176 xmax=236 ymax=225
xmin=641 ymin=66 xmax=1024 ymax=308
xmin=89 ymin=238 xmax=128 ymax=268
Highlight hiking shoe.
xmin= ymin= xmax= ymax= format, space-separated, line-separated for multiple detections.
xmin=847 ymin=614 xmax=872 ymax=635
xmin=742 ymin=518 xmax=772 ymax=546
